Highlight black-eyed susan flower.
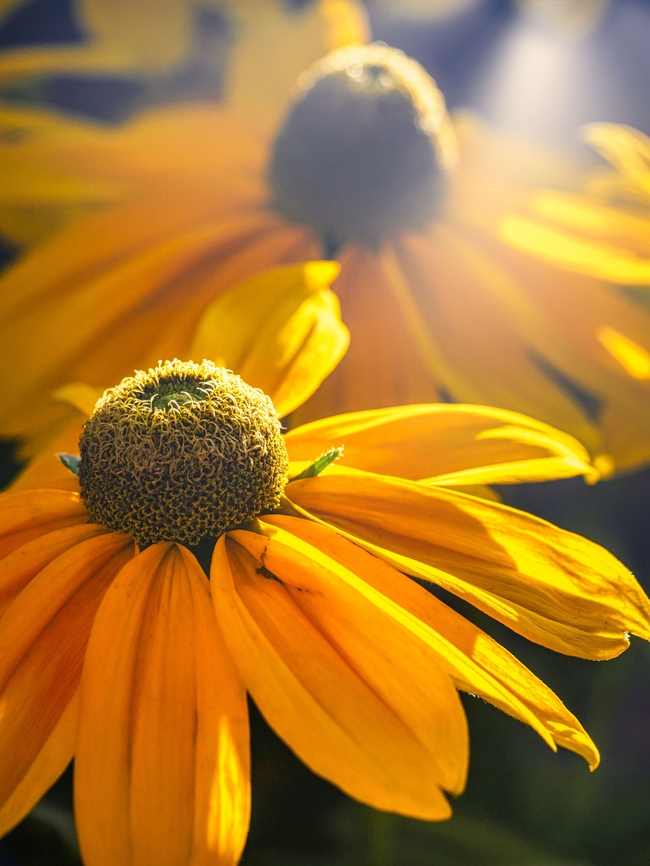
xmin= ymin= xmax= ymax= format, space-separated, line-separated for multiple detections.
xmin=3 ymin=333 xmax=650 ymax=865
xmin=3 ymin=44 xmax=650 ymax=474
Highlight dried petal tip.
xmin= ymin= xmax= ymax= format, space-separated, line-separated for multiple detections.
xmin=269 ymin=43 xmax=457 ymax=248
xmin=79 ymin=360 xmax=289 ymax=545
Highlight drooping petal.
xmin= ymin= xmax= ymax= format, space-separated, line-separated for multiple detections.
xmin=75 ymin=543 xmax=250 ymax=866
xmin=0 ymin=489 xmax=88 ymax=560
xmin=212 ymin=528 xmax=467 ymax=820
xmin=285 ymin=471 xmax=650 ymax=659
xmin=0 ymin=532 xmax=133 ymax=811
xmin=190 ymin=262 xmax=349 ymax=417
xmin=284 ymin=403 xmax=596 ymax=485
xmin=264 ymin=515 xmax=599 ymax=769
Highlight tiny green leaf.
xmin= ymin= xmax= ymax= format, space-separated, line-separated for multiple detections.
xmin=291 ymin=446 xmax=343 ymax=481
xmin=58 ymin=453 xmax=80 ymax=476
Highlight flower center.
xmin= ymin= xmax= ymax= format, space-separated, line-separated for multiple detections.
xmin=269 ymin=43 xmax=457 ymax=249
xmin=79 ymin=360 xmax=289 ymax=545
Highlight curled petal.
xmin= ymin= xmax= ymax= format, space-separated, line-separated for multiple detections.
xmin=286 ymin=471 xmax=650 ymax=659
xmin=190 ymin=262 xmax=349 ymax=418
xmin=264 ymin=515 xmax=599 ymax=770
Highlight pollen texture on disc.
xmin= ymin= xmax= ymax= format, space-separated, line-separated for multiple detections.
xmin=78 ymin=360 xmax=289 ymax=545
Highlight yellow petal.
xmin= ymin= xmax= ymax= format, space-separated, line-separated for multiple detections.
xmin=584 ymin=124 xmax=650 ymax=197
xmin=226 ymin=0 xmax=369 ymax=129
xmin=0 ymin=489 xmax=88 ymax=560
xmin=213 ymin=529 xmax=467 ymax=819
xmin=190 ymin=262 xmax=349 ymax=417
xmin=286 ymin=471 xmax=650 ymax=659
xmin=0 ymin=693 xmax=78 ymax=836
xmin=284 ymin=403 xmax=596 ymax=484
xmin=75 ymin=543 xmax=250 ymax=866
xmin=0 ymin=532 xmax=133 ymax=809
xmin=500 ymin=214 xmax=650 ymax=284
xmin=264 ymin=514 xmax=599 ymax=769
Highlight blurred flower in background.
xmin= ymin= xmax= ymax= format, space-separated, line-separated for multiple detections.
xmin=1 ymin=34 xmax=650 ymax=476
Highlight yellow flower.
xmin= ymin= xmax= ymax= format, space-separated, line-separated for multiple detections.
xmin=501 ymin=123 xmax=650 ymax=285
xmin=1 ymin=271 xmax=649 ymax=864
xmin=3 ymin=44 xmax=650 ymax=474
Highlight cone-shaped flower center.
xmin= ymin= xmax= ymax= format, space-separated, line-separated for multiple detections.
xmin=269 ymin=43 xmax=457 ymax=249
xmin=79 ymin=360 xmax=289 ymax=545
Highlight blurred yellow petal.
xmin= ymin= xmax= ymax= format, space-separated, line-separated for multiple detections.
xmin=585 ymin=123 xmax=650 ymax=197
xmin=266 ymin=514 xmax=599 ymax=769
xmin=285 ymin=403 xmax=596 ymax=483
xmin=597 ymin=326 xmax=650 ymax=379
xmin=212 ymin=531 xmax=464 ymax=819
xmin=501 ymin=214 xmax=650 ymax=284
xmin=286 ymin=471 xmax=650 ymax=659
xmin=226 ymin=0 xmax=369 ymax=128
xmin=76 ymin=543 xmax=250 ymax=866
xmin=190 ymin=261 xmax=349 ymax=417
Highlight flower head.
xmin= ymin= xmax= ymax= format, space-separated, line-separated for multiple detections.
xmin=1 ymin=341 xmax=650 ymax=864
xmin=2 ymin=45 xmax=650 ymax=474
xmin=79 ymin=360 xmax=289 ymax=544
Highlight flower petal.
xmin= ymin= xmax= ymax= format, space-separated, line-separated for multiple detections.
xmin=213 ymin=528 xmax=467 ymax=819
xmin=0 ymin=489 xmax=88 ymax=560
xmin=284 ymin=403 xmax=596 ymax=484
xmin=0 ymin=692 xmax=78 ymax=836
xmin=264 ymin=515 xmax=599 ymax=770
xmin=75 ymin=543 xmax=250 ymax=866
xmin=0 ymin=532 xmax=133 ymax=809
xmin=500 ymin=212 xmax=650 ymax=284
xmin=0 ymin=523 xmax=107 ymax=617
xmin=10 ymin=420 xmax=84 ymax=493
xmin=286 ymin=472 xmax=650 ymax=659
xmin=190 ymin=262 xmax=349 ymax=418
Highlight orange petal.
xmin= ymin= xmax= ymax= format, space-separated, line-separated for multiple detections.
xmin=286 ymin=471 xmax=650 ymax=660
xmin=10 ymin=419 xmax=84 ymax=493
xmin=0 ymin=523 xmax=107 ymax=617
xmin=213 ymin=529 xmax=467 ymax=819
xmin=264 ymin=515 xmax=599 ymax=770
xmin=75 ymin=543 xmax=250 ymax=866
xmin=0 ymin=489 xmax=88 ymax=560
xmin=0 ymin=693 xmax=78 ymax=836
xmin=0 ymin=532 xmax=133 ymax=808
